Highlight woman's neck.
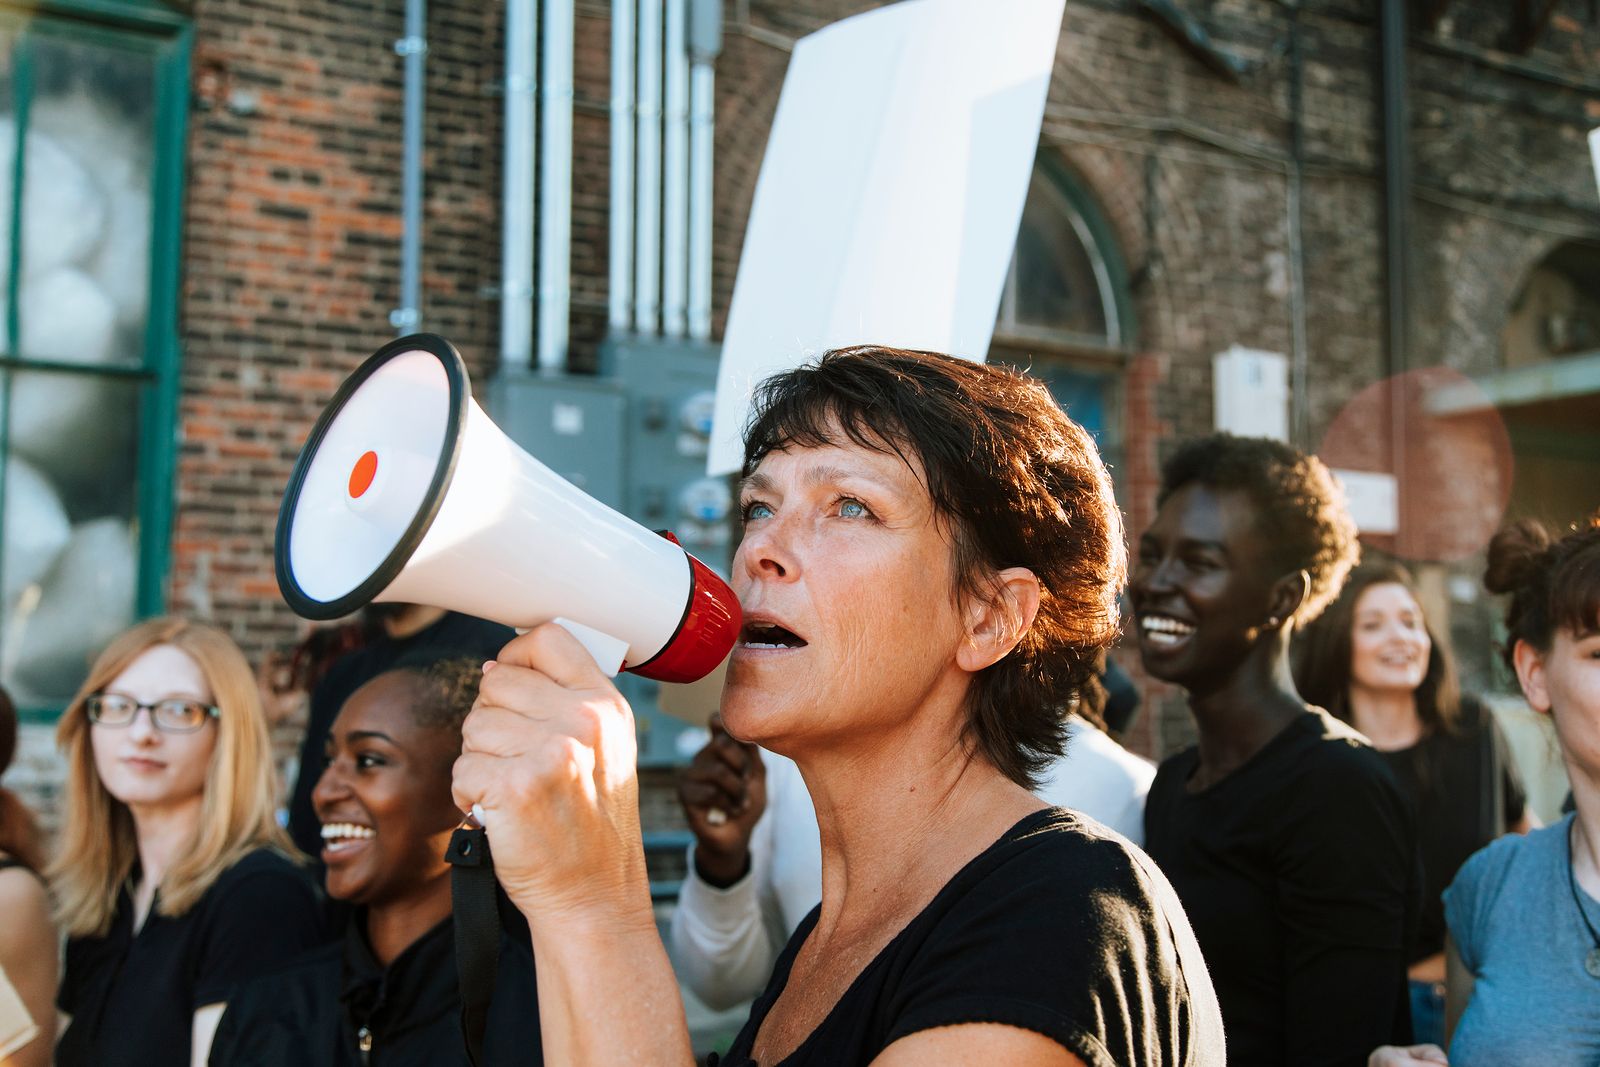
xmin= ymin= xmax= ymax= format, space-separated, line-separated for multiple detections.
xmin=130 ymin=795 xmax=203 ymax=889
xmin=1186 ymin=630 xmax=1306 ymax=788
xmin=365 ymin=873 xmax=454 ymax=966
xmin=128 ymin=796 xmax=203 ymax=927
xmin=1347 ymin=685 xmax=1423 ymax=751
xmin=794 ymin=701 xmax=1039 ymax=938
xmin=1567 ymin=761 xmax=1600 ymax=901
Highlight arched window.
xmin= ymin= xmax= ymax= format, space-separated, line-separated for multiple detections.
xmin=994 ymin=163 xmax=1129 ymax=353
xmin=991 ymin=160 xmax=1131 ymax=456
xmin=1502 ymin=241 xmax=1600 ymax=368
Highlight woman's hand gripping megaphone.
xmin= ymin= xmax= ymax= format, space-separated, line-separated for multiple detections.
xmin=452 ymin=622 xmax=653 ymax=928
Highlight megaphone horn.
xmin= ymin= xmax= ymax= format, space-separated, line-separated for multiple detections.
xmin=274 ymin=333 xmax=740 ymax=683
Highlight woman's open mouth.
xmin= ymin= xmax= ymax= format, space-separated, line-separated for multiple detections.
xmin=739 ymin=620 xmax=808 ymax=650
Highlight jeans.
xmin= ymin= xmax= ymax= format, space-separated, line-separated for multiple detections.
xmin=1409 ymin=978 xmax=1446 ymax=1047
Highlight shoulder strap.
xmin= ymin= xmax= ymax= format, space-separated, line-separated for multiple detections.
xmin=1477 ymin=702 xmax=1505 ymax=839
xmin=445 ymin=822 xmax=501 ymax=1067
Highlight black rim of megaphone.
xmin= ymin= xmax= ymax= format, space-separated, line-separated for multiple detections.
xmin=275 ymin=333 xmax=470 ymax=621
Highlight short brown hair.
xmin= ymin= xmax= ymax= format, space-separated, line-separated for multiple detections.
xmin=743 ymin=346 xmax=1125 ymax=788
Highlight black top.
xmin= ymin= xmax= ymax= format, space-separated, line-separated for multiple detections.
xmin=1375 ymin=695 xmax=1526 ymax=962
xmin=287 ymin=612 xmax=514 ymax=859
xmin=57 ymin=848 xmax=324 ymax=1067
xmin=1143 ymin=709 xmax=1418 ymax=1067
xmin=208 ymin=909 xmax=541 ymax=1066
xmin=713 ymin=808 xmax=1226 ymax=1067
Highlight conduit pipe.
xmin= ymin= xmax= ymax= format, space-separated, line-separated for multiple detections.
xmin=687 ymin=0 xmax=719 ymax=341
xmin=501 ymin=0 xmax=537 ymax=372
xmin=609 ymin=0 xmax=636 ymax=332
xmin=634 ymin=0 xmax=664 ymax=334
xmin=1381 ymin=0 xmax=1410 ymax=490
xmin=537 ymin=0 xmax=576 ymax=372
xmin=662 ymin=0 xmax=690 ymax=337
xmin=393 ymin=0 xmax=427 ymax=334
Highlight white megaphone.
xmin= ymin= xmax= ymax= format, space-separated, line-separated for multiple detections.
xmin=275 ymin=333 xmax=741 ymax=683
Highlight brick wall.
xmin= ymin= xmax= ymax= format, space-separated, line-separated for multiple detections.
xmin=10 ymin=0 xmax=1595 ymax=826
xmin=167 ymin=0 xmax=1600 ymax=766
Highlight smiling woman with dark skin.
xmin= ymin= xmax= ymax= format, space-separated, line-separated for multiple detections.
xmin=209 ymin=656 xmax=540 ymax=1066
xmin=1132 ymin=434 xmax=1417 ymax=1067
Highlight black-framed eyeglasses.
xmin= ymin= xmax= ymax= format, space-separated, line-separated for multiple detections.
xmin=85 ymin=693 xmax=220 ymax=733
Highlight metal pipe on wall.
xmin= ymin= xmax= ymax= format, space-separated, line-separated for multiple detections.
xmin=687 ymin=0 xmax=720 ymax=342
xmin=609 ymin=0 xmax=636 ymax=333
xmin=634 ymin=0 xmax=664 ymax=335
xmin=1380 ymin=0 xmax=1410 ymax=493
xmin=538 ymin=0 xmax=576 ymax=372
xmin=501 ymin=0 xmax=537 ymax=372
xmin=662 ymin=0 xmax=690 ymax=338
xmin=393 ymin=0 xmax=427 ymax=334
xmin=1286 ymin=2 xmax=1308 ymax=448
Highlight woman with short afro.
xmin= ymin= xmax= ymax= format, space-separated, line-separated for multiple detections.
xmin=1129 ymin=434 xmax=1418 ymax=1067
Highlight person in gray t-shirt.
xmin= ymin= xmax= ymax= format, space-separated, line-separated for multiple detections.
xmin=1441 ymin=815 xmax=1600 ymax=1066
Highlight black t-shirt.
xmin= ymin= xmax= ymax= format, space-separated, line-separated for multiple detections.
xmin=287 ymin=612 xmax=515 ymax=859
xmin=57 ymin=848 xmax=324 ymax=1067
xmin=208 ymin=910 xmax=541 ymax=1066
xmin=713 ymin=808 xmax=1226 ymax=1067
xmin=1375 ymin=695 xmax=1527 ymax=962
xmin=1143 ymin=709 xmax=1417 ymax=1067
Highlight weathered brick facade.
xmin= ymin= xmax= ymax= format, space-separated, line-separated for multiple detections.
xmin=7 ymin=0 xmax=1599 ymax=818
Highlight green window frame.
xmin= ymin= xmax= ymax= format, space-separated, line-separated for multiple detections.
xmin=0 ymin=0 xmax=189 ymax=722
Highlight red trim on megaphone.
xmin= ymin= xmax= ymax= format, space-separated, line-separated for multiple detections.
xmin=629 ymin=550 xmax=741 ymax=684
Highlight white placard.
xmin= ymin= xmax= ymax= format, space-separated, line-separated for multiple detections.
xmin=707 ymin=0 xmax=1068 ymax=475
xmin=1213 ymin=345 xmax=1289 ymax=442
xmin=1332 ymin=468 xmax=1399 ymax=536
xmin=1590 ymin=127 xmax=1600 ymax=202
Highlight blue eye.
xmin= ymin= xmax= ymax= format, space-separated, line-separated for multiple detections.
xmin=741 ymin=500 xmax=774 ymax=522
xmin=839 ymin=499 xmax=868 ymax=518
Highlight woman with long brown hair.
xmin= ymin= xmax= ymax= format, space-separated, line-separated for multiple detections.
xmin=0 ymin=685 xmax=54 ymax=1067
xmin=1296 ymin=563 xmax=1531 ymax=1045
xmin=50 ymin=617 xmax=324 ymax=1067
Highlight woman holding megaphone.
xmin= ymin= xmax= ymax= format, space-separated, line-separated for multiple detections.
xmin=453 ymin=347 xmax=1225 ymax=1066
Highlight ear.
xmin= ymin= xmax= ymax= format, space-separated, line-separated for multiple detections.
xmin=1511 ymin=638 xmax=1552 ymax=715
xmin=1266 ymin=569 xmax=1310 ymax=629
xmin=958 ymin=567 xmax=1041 ymax=673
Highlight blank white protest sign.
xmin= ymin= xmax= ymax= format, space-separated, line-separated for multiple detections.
xmin=707 ymin=0 xmax=1069 ymax=475
xmin=1591 ymin=127 xmax=1599 ymax=202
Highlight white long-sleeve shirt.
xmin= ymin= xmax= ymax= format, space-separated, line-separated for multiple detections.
xmin=667 ymin=715 xmax=1156 ymax=1010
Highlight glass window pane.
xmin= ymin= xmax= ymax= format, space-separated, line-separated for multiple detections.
xmin=5 ymin=33 xmax=155 ymax=367
xmin=0 ymin=370 xmax=140 ymax=707
xmin=1011 ymin=173 xmax=1109 ymax=340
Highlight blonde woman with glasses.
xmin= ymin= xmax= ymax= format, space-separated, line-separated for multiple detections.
xmin=49 ymin=618 xmax=324 ymax=1067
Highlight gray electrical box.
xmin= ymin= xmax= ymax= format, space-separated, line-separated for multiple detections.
xmin=485 ymin=373 xmax=627 ymax=511
xmin=604 ymin=335 xmax=731 ymax=766
xmin=488 ymin=338 xmax=731 ymax=766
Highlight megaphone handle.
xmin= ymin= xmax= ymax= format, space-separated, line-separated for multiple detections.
xmin=549 ymin=617 xmax=629 ymax=676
